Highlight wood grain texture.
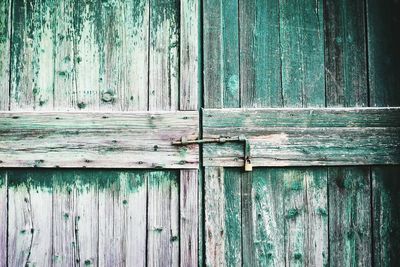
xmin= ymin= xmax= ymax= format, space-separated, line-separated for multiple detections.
xmin=0 ymin=0 xmax=10 ymax=111
xmin=0 ymin=111 xmax=199 ymax=168
xmin=180 ymin=0 xmax=199 ymax=111
xmin=328 ymin=167 xmax=371 ymax=266
xmin=251 ymin=169 xmax=285 ymax=266
xmin=98 ymin=171 xmax=147 ymax=266
xmin=0 ymin=171 xmax=6 ymax=266
xmin=180 ymin=170 xmax=198 ymax=267
xmin=148 ymin=0 xmax=179 ymax=111
xmin=203 ymin=0 xmax=239 ymax=108
xmin=7 ymin=171 xmax=53 ymax=266
xmin=368 ymin=1 xmax=400 ymax=265
xmin=239 ymin=0 xmax=282 ymax=108
xmin=324 ymin=0 xmax=368 ymax=107
xmin=204 ymin=167 xmax=242 ymax=267
xmin=280 ymin=0 xmax=325 ymax=107
xmin=203 ymin=108 xmax=400 ymax=167
xmin=147 ymin=170 xmax=179 ymax=267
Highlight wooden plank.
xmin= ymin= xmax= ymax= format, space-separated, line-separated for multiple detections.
xmin=98 ymin=171 xmax=147 ymax=266
xmin=180 ymin=0 xmax=199 ymax=111
xmin=0 ymin=171 xmax=6 ymax=265
xmin=372 ymin=167 xmax=400 ymax=267
xmin=10 ymin=0 xmax=56 ymax=110
xmin=204 ymin=167 xmax=241 ymax=267
xmin=148 ymin=0 xmax=179 ymax=111
xmin=180 ymin=170 xmax=198 ymax=267
xmin=368 ymin=2 xmax=400 ymax=265
xmin=0 ymin=0 xmax=10 ymax=111
xmin=280 ymin=0 xmax=325 ymax=107
xmin=367 ymin=0 xmax=400 ymax=106
xmin=203 ymin=0 xmax=239 ymax=108
xmin=328 ymin=167 xmax=371 ymax=266
xmin=251 ymin=169 xmax=285 ymax=266
xmin=0 ymin=111 xmax=199 ymax=168
xmin=147 ymin=170 xmax=179 ymax=266
xmin=324 ymin=0 xmax=368 ymax=107
xmin=203 ymin=108 xmax=400 ymax=167
xmin=283 ymin=169 xmax=328 ymax=266
xmin=241 ymin=172 xmax=255 ymax=266
xmin=239 ymin=0 xmax=282 ymax=108
xmin=7 ymin=170 xmax=53 ymax=266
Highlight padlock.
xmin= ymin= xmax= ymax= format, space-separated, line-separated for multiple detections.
xmin=244 ymin=158 xmax=253 ymax=172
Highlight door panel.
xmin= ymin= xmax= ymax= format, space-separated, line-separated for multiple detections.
xmin=1 ymin=0 xmax=199 ymax=266
xmin=203 ymin=0 xmax=400 ymax=266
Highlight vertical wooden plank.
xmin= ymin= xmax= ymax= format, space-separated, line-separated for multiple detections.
xmin=0 ymin=0 xmax=10 ymax=111
xmin=99 ymin=0 xmax=150 ymax=111
xmin=367 ymin=0 xmax=400 ymax=106
xmin=280 ymin=0 xmax=325 ymax=107
xmin=10 ymin=0 xmax=56 ymax=110
xmin=252 ymin=169 xmax=285 ymax=266
xmin=203 ymin=0 xmax=239 ymax=108
xmin=180 ymin=170 xmax=198 ymax=267
xmin=324 ymin=0 xmax=368 ymax=107
xmin=239 ymin=0 xmax=282 ymax=108
xmin=324 ymin=0 xmax=372 ymax=264
xmin=52 ymin=170 xmax=99 ymax=266
xmin=7 ymin=170 xmax=53 ymax=266
xmin=372 ymin=167 xmax=400 ymax=267
xmin=180 ymin=0 xmax=199 ymax=110
xmin=283 ymin=169 xmax=328 ymax=266
xmin=98 ymin=171 xmax=147 ymax=266
xmin=241 ymin=172 xmax=254 ymax=267
xmin=328 ymin=167 xmax=371 ymax=266
xmin=0 ymin=171 xmax=7 ymax=266
xmin=148 ymin=0 xmax=180 ymax=111
xmin=368 ymin=1 xmax=400 ymax=266
xmin=204 ymin=167 xmax=241 ymax=267
xmin=147 ymin=170 xmax=179 ymax=266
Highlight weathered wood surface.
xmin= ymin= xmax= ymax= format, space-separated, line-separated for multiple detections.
xmin=0 ymin=0 xmax=10 ymax=111
xmin=0 ymin=171 xmax=6 ymax=265
xmin=147 ymin=171 xmax=179 ymax=267
xmin=203 ymin=108 xmax=400 ymax=167
xmin=368 ymin=1 xmax=400 ymax=265
xmin=203 ymin=0 xmax=239 ymax=108
xmin=0 ymin=111 xmax=199 ymax=168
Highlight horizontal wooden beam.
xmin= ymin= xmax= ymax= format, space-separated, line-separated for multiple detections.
xmin=203 ymin=108 xmax=400 ymax=167
xmin=0 ymin=112 xmax=199 ymax=169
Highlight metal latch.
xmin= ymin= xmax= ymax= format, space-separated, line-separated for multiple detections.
xmin=172 ymin=135 xmax=252 ymax=172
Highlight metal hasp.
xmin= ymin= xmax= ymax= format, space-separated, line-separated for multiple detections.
xmin=172 ymin=135 xmax=252 ymax=171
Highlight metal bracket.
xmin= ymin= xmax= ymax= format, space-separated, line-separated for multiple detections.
xmin=172 ymin=135 xmax=252 ymax=171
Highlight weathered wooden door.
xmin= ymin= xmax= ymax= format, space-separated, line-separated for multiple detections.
xmin=202 ymin=0 xmax=400 ymax=266
xmin=0 ymin=0 xmax=200 ymax=266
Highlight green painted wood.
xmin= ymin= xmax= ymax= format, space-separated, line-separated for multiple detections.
xmin=328 ymin=167 xmax=371 ymax=266
xmin=204 ymin=167 xmax=242 ymax=267
xmin=7 ymin=170 xmax=53 ymax=266
xmin=0 ymin=0 xmax=10 ymax=111
xmin=368 ymin=1 xmax=400 ymax=266
xmin=252 ymin=169 xmax=285 ymax=266
xmin=149 ymin=0 xmax=179 ymax=111
xmin=203 ymin=108 xmax=400 ymax=167
xmin=239 ymin=0 xmax=282 ymax=108
xmin=324 ymin=1 xmax=372 ymax=265
xmin=367 ymin=0 xmax=400 ymax=107
xmin=283 ymin=168 xmax=328 ymax=266
xmin=324 ymin=0 xmax=368 ymax=107
xmin=147 ymin=170 xmax=180 ymax=266
xmin=280 ymin=0 xmax=325 ymax=107
xmin=98 ymin=171 xmax=147 ymax=266
xmin=203 ymin=0 xmax=239 ymax=108
xmin=0 ymin=111 xmax=199 ymax=169
xmin=0 ymin=171 xmax=6 ymax=265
